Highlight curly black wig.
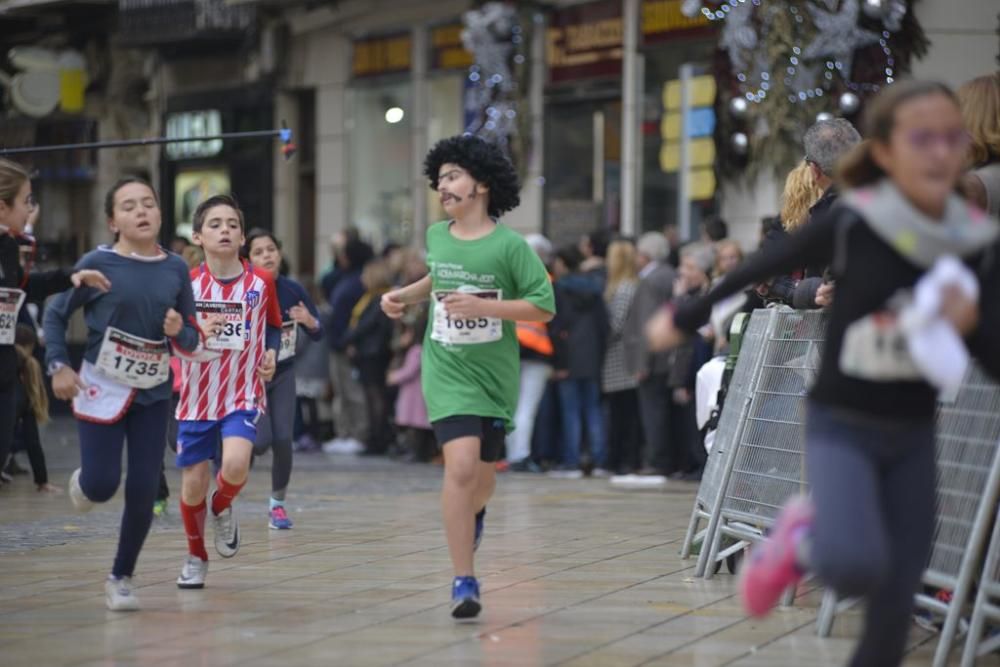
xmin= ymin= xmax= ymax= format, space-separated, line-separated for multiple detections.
xmin=423 ymin=135 xmax=520 ymax=219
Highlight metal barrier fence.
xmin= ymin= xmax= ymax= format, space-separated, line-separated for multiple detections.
xmin=680 ymin=310 xmax=772 ymax=574
xmin=694 ymin=308 xmax=825 ymax=580
xmin=963 ymin=508 xmax=1000 ymax=666
xmin=686 ymin=309 xmax=1000 ymax=667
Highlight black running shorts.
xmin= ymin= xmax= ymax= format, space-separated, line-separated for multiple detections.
xmin=432 ymin=415 xmax=506 ymax=463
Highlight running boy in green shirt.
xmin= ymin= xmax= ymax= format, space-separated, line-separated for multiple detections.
xmin=381 ymin=135 xmax=555 ymax=619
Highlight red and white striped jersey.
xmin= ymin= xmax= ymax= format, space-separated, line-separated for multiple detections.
xmin=175 ymin=261 xmax=282 ymax=422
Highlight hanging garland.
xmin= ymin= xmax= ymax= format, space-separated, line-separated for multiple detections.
xmin=691 ymin=0 xmax=929 ymax=179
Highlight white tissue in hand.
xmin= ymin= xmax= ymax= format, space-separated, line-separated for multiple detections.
xmin=899 ymin=256 xmax=977 ymax=394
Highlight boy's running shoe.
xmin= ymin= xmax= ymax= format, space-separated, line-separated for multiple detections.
xmin=450 ymin=576 xmax=481 ymax=620
xmin=211 ymin=493 xmax=240 ymax=558
xmin=176 ymin=555 xmax=208 ymax=589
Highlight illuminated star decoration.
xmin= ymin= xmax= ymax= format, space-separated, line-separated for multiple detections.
xmin=803 ymin=0 xmax=881 ymax=81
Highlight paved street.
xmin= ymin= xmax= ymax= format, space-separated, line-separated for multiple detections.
xmin=0 ymin=417 xmax=989 ymax=666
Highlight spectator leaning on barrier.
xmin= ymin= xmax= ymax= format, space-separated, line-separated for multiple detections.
xmin=666 ymin=243 xmax=714 ymax=480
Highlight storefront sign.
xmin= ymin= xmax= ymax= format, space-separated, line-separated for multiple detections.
xmin=165 ymin=110 xmax=223 ymax=160
xmin=548 ymin=0 xmax=713 ymax=85
xmin=547 ymin=0 xmax=623 ymax=84
xmin=431 ymin=23 xmax=475 ymax=71
xmin=352 ymin=33 xmax=411 ymax=78
xmin=642 ymin=0 xmax=713 ymax=44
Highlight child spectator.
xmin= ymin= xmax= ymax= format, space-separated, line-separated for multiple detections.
xmin=387 ymin=315 xmax=435 ymax=462
xmin=13 ymin=324 xmax=59 ymax=493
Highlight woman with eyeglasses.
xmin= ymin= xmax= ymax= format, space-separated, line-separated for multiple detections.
xmin=646 ymin=80 xmax=1000 ymax=667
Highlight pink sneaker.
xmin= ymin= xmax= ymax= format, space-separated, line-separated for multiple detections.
xmin=739 ymin=494 xmax=814 ymax=617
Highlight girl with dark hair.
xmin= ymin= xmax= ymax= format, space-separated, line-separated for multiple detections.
xmin=647 ymin=80 xmax=1000 ymax=667
xmin=43 ymin=177 xmax=201 ymax=611
xmin=381 ymin=135 xmax=554 ymax=619
xmin=0 ymin=158 xmax=108 ymax=487
xmin=244 ymin=228 xmax=323 ymax=529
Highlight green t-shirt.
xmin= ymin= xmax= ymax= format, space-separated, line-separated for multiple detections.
xmin=421 ymin=221 xmax=555 ymax=429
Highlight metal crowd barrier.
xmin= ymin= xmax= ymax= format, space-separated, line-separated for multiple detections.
xmin=692 ymin=308 xmax=824 ymax=580
xmin=680 ymin=310 xmax=772 ymax=575
xmin=963 ymin=508 xmax=1000 ymax=666
xmin=685 ymin=308 xmax=1000 ymax=666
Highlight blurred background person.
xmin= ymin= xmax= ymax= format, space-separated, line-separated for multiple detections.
xmin=601 ymin=239 xmax=643 ymax=475
xmin=624 ymin=232 xmax=675 ymax=476
xmin=958 ymin=72 xmax=1000 ymax=216
xmin=549 ymin=245 xmax=608 ymax=478
xmin=667 ymin=244 xmax=714 ymax=480
xmin=506 ymin=233 xmax=554 ymax=473
xmin=342 ymin=259 xmax=394 ymax=456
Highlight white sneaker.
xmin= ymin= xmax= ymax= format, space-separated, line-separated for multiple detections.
xmin=322 ymin=438 xmax=364 ymax=455
xmin=211 ymin=493 xmax=240 ymax=558
xmin=547 ymin=469 xmax=584 ymax=479
xmin=591 ymin=468 xmax=613 ymax=478
xmin=609 ymin=474 xmax=668 ymax=488
xmin=68 ymin=468 xmax=94 ymax=513
xmin=105 ymin=576 xmax=140 ymax=611
xmin=176 ymin=554 xmax=209 ymax=589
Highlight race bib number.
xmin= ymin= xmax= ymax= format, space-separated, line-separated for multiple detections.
xmin=839 ymin=311 xmax=923 ymax=382
xmin=279 ymin=321 xmax=297 ymax=361
xmin=0 ymin=288 xmax=25 ymax=346
xmin=431 ymin=289 xmax=502 ymax=345
xmin=73 ymin=361 xmax=135 ymax=424
xmin=197 ymin=300 xmax=246 ymax=351
xmin=95 ymin=327 xmax=170 ymax=389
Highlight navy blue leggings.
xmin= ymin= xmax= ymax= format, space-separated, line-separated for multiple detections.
xmin=77 ymin=399 xmax=169 ymax=578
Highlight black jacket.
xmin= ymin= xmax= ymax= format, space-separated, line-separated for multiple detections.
xmin=551 ymin=272 xmax=609 ymax=380
xmin=1 ymin=234 xmax=72 ymax=389
xmin=341 ymin=294 xmax=394 ymax=381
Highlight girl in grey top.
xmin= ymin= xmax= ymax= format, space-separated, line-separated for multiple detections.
xmin=42 ymin=177 xmax=202 ymax=613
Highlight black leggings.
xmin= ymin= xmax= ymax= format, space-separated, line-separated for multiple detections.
xmin=0 ymin=381 xmax=15 ymax=478
xmin=77 ymin=400 xmax=170 ymax=578
xmin=254 ymin=367 xmax=296 ymax=500
xmin=14 ymin=382 xmax=47 ymax=486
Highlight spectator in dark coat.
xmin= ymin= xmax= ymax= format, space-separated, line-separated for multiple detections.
xmin=549 ymin=245 xmax=609 ymax=477
xmin=325 ymin=237 xmax=374 ymax=450
xmin=342 ymin=259 xmax=395 ymax=454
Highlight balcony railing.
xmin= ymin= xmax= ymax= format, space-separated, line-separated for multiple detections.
xmin=117 ymin=0 xmax=256 ymax=46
